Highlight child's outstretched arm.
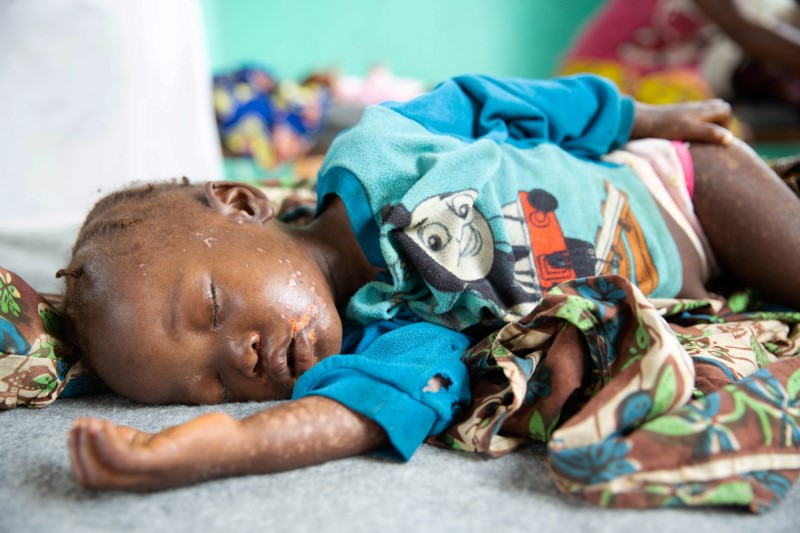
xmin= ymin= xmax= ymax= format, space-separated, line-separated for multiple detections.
xmin=630 ymin=99 xmax=735 ymax=146
xmin=68 ymin=396 xmax=387 ymax=491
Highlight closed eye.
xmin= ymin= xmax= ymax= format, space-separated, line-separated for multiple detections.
xmin=210 ymin=282 xmax=220 ymax=328
xmin=218 ymin=371 xmax=228 ymax=403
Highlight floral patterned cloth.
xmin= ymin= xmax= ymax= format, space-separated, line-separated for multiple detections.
xmin=433 ymin=274 xmax=800 ymax=512
xmin=0 ymin=268 xmax=94 ymax=409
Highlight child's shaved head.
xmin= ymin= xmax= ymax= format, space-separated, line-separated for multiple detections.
xmin=63 ymin=177 xmax=202 ymax=268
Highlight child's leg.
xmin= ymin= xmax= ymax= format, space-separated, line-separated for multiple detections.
xmin=690 ymin=139 xmax=800 ymax=309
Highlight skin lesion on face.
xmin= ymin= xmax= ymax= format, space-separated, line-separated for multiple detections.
xmin=279 ymin=278 xmax=337 ymax=384
xmin=277 ymin=258 xmax=333 ymax=358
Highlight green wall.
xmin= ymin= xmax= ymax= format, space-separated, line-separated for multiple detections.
xmin=200 ymin=0 xmax=604 ymax=84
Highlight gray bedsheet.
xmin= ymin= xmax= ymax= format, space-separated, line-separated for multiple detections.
xmin=2 ymin=394 xmax=798 ymax=533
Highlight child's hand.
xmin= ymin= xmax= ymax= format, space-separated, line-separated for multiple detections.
xmin=631 ymin=100 xmax=735 ymax=146
xmin=68 ymin=413 xmax=242 ymax=491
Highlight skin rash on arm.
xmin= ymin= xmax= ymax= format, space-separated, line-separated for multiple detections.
xmin=69 ymin=396 xmax=388 ymax=491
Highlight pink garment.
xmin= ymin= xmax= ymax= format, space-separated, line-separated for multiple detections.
xmin=672 ymin=139 xmax=695 ymax=198
xmin=565 ymin=0 xmax=714 ymax=75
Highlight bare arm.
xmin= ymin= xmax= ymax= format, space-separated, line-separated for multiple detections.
xmin=68 ymin=396 xmax=388 ymax=491
xmin=695 ymin=0 xmax=800 ymax=72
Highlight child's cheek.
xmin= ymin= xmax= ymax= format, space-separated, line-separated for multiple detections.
xmin=275 ymin=259 xmax=333 ymax=348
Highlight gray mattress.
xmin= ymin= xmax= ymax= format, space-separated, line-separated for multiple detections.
xmin=2 ymin=394 xmax=798 ymax=533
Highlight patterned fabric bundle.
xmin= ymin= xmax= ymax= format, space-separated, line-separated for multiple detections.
xmin=434 ymin=275 xmax=800 ymax=512
xmin=213 ymin=66 xmax=330 ymax=169
xmin=0 ymin=268 xmax=94 ymax=409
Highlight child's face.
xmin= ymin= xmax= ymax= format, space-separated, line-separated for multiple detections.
xmin=82 ymin=199 xmax=342 ymax=405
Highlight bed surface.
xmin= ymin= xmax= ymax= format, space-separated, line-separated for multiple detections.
xmin=2 ymin=394 xmax=798 ymax=533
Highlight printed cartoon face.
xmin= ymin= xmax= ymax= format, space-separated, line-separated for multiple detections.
xmin=402 ymin=190 xmax=494 ymax=282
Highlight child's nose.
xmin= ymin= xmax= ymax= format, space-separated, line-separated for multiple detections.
xmin=229 ymin=330 xmax=261 ymax=378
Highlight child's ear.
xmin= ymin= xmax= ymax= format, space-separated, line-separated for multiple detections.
xmin=204 ymin=181 xmax=275 ymax=224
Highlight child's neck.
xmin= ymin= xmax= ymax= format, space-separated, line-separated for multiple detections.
xmin=289 ymin=197 xmax=381 ymax=307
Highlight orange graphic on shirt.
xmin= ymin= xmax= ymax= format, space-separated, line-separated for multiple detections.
xmin=519 ymin=190 xmax=578 ymax=290
xmin=594 ymin=182 xmax=659 ymax=294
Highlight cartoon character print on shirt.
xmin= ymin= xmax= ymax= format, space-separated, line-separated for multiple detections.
xmin=382 ymin=182 xmax=661 ymax=324
xmin=382 ymin=190 xmax=536 ymax=323
xmin=395 ymin=190 xmax=493 ymax=285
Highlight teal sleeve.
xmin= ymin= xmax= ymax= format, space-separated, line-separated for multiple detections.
xmin=384 ymin=73 xmax=634 ymax=159
xmin=291 ymin=319 xmax=472 ymax=461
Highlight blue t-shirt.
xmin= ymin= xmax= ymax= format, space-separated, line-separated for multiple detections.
xmin=295 ymin=74 xmax=680 ymax=461
xmin=318 ymin=74 xmax=678 ymax=330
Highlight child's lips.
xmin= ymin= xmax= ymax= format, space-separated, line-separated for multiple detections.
xmin=262 ymin=337 xmax=291 ymax=386
xmin=288 ymin=333 xmax=315 ymax=379
xmin=261 ymin=331 xmax=313 ymax=386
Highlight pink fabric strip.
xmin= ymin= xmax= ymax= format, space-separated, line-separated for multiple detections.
xmin=671 ymin=140 xmax=695 ymax=198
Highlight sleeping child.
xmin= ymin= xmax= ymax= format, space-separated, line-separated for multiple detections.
xmin=58 ymin=74 xmax=800 ymax=491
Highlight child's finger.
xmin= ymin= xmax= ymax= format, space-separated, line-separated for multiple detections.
xmin=712 ymin=108 xmax=733 ymax=129
xmin=75 ymin=419 xmax=103 ymax=488
xmin=692 ymin=99 xmax=732 ymax=126
xmin=681 ymin=121 xmax=733 ymax=145
xmin=705 ymin=98 xmax=731 ymax=115
xmin=93 ymin=421 xmax=167 ymax=490
xmin=73 ymin=419 xmax=97 ymax=487
xmin=93 ymin=419 xmax=158 ymax=475
xmin=704 ymin=124 xmax=734 ymax=146
xmin=85 ymin=419 xmax=143 ymax=489
xmin=89 ymin=419 xmax=136 ymax=472
xmin=67 ymin=421 xmax=87 ymax=487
